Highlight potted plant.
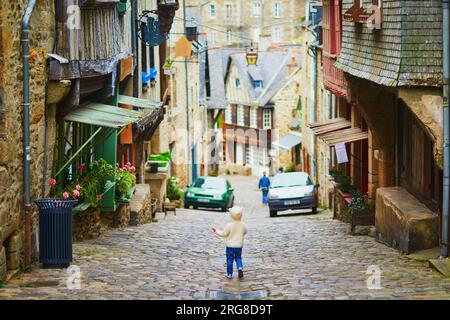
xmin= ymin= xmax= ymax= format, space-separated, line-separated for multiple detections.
xmin=163 ymin=59 xmax=175 ymax=75
xmin=167 ymin=177 xmax=184 ymax=207
xmin=347 ymin=190 xmax=375 ymax=235
xmin=115 ymin=162 xmax=137 ymax=201
xmin=145 ymin=151 xmax=172 ymax=173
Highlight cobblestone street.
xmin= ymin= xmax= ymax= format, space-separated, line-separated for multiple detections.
xmin=1 ymin=176 xmax=449 ymax=300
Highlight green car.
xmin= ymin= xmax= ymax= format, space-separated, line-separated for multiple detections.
xmin=184 ymin=177 xmax=235 ymax=211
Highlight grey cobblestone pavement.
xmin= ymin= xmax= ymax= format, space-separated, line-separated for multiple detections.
xmin=1 ymin=176 xmax=449 ymax=300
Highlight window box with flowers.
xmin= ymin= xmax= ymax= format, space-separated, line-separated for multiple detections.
xmin=163 ymin=60 xmax=176 ymax=75
xmin=48 ymin=159 xmax=116 ymax=213
xmin=115 ymin=162 xmax=137 ymax=204
xmin=347 ymin=190 xmax=375 ymax=235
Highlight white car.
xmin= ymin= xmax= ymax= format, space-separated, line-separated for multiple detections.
xmin=268 ymin=172 xmax=319 ymax=217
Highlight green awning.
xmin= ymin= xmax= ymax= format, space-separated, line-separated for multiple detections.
xmin=65 ymin=102 xmax=150 ymax=128
xmin=118 ymin=94 xmax=163 ymax=109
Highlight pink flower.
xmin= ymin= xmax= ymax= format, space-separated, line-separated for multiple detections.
xmin=76 ymin=184 xmax=81 ymax=191
xmin=72 ymin=190 xmax=80 ymax=198
xmin=50 ymin=179 xmax=57 ymax=187
xmin=126 ymin=162 xmax=132 ymax=167
xmin=97 ymin=195 xmax=102 ymax=202
xmin=130 ymin=166 xmax=136 ymax=173
xmin=63 ymin=192 xmax=70 ymax=199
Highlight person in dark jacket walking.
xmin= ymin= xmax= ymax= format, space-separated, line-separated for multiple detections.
xmin=258 ymin=172 xmax=271 ymax=206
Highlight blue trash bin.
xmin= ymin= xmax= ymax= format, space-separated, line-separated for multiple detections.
xmin=35 ymin=199 xmax=77 ymax=268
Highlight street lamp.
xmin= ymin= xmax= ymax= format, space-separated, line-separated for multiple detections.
xmin=246 ymin=46 xmax=258 ymax=65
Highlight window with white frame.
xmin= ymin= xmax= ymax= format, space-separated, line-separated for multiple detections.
xmin=273 ymin=2 xmax=281 ymax=17
xmin=263 ymin=109 xmax=272 ymax=129
xmin=252 ymin=2 xmax=262 ymax=17
xmin=210 ymin=4 xmax=216 ymax=18
xmin=225 ymin=105 xmax=232 ymax=124
xmin=208 ymin=31 xmax=216 ymax=46
xmin=237 ymin=105 xmax=245 ymax=126
xmin=225 ymin=3 xmax=232 ymax=18
xmin=272 ymin=27 xmax=282 ymax=42
xmin=245 ymin=144 xmax=252 ymax=165
xmin=226 ymin=30 xmax=233 ymax=45
xmin=250 ymin=108 xmax=258 ymax=128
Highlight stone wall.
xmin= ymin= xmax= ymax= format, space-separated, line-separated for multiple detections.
xmin=72 ymin=209 xmax=107 ymax=242
xmin=272 ymin=68 xmax=301 ymax=171
xmin=129 ymin=184 xmax=154 ymax=225
xmin=376 ymin=187 xmax=439 ymax=254
xmin=0 ymin=0 xmax=55 ymax=281
xmin=73 ymin=185 xmax=154 ymax=241
xmin=73 ymin=205 xmax=131 ymax=242
xmin=156 ymin=0 xmax=204 ymax=188
xmin=398 ymin=87 xmax=444 ymax=169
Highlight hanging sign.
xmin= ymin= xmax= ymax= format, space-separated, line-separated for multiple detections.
xmin=142 ymin=16 xmax=167 ymax=47
xmin=335 ymin=143 xmax=349 ymax=164
xmin=174 ymin=36 xmax=193 ymax=58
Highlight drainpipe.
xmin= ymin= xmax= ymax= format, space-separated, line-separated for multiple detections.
xmin=22 ymin=0 xmax=37 ymax=271
xmin=442 ymin=0 xmax=449 ymax=258
xmin=183 ymin=0 xmax=192 ymax=183
xmin=132 ymin=0 xmax=139 ymax=98
xmin=310 ymin=11 xmax=317 ymax=179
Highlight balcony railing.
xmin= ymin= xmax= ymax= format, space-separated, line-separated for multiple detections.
xmin=323 ymin=55 xmax=347 ymax=98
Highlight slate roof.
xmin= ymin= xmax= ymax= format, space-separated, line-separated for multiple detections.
xmin=204 ymin=48 xmax=237 ymax=109
xmin=227 ymin=50 xmax=301 ymax=106
xmin=335 ymin=0 xmax=443 ymax=87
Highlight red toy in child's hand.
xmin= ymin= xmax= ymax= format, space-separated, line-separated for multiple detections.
xmin=212 ymin=227 xmax=217 ymax=233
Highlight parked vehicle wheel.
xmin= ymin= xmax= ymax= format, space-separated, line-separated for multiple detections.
xmin=221 ymin=206 xmax=228 ymax=212
xmin=193 ymin=206 xmax=198 ymax=210
xmin=270 ymin=210 xmax=278 ymax=217
xmin=184 ymin=203 xmax=190 ymax=209
xmin=312 ymin=207 xmax=317 ymax=214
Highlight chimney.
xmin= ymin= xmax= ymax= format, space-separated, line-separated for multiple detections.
xmin=286 ymin=55 xmax=299 ymax=76
xmin=259 ymin=34 xmax=272 ymax=52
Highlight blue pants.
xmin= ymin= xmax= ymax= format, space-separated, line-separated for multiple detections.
xmin=226 ymin=247 xmax=243 ymax=276
xmin=262 ymin=190 xmax=269 ymax=205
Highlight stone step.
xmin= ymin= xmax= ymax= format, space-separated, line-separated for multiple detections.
xmin=429 ymin=258 xmax=450 ymax=278
xmin=6 ymin=269 xmax=20 ymax=282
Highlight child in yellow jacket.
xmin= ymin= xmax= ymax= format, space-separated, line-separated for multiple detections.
xmin=212 ymin=207 xmax=248 ymax=279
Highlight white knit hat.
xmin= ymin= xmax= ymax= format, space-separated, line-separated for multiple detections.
xmin=229 ymin=206 xmax=243 ymax=220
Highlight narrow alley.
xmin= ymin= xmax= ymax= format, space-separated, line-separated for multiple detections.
xmin=1 ymin=176 xmax=449 ymax=300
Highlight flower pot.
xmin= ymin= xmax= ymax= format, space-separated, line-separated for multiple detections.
xmin=34 ymin=199 xmax=78 ymax=268
xmin=349 ymin=212 xmax=375 ymax=235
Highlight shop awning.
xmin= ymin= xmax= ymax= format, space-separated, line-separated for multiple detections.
xmin=65 ymin=102 xmax=151 ymax=128
xmin=308 ymin=118 xmax=351 ymax=136
xmin=118 ymin=95 xmax=163 ymax=109
xmin=321 ymin=128 xmax=369 ymax=146
xmin=273 ymin=132 xmax=302 ymax=150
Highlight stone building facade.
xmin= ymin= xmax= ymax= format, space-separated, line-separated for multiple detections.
xmin=156 ymin=0 xmax=206 ymax=188
xmin=271 ymin=68 xmax=302 ymax=173
xmin=335 ymin=0 xmax=444 ymax=253
xmin=187 ymin=0 xmax=306 ymax=48
xmin=0 ymin=0 xmax=56 ymax=281
xmin=299 ymin=25 xmax=336 ymax=208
